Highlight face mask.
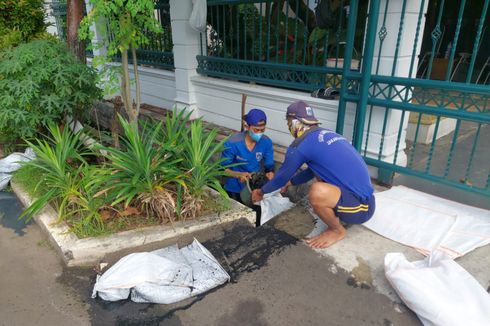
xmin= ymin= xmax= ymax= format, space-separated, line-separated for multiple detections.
xmin=248 ymin=130 xmax=263 ymax=142
xmin=288 ymin=119 xmax=302 ymax=138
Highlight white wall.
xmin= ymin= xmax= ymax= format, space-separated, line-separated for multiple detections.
xmin=128 ymin=65 xmax=176 ymax=110
xmin=192 ymin=75 xmax=357 ymax=148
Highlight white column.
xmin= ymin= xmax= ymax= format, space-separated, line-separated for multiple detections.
xmin=169 ymin=0 xmax=202 ymax=118
xmin=84 ymin=0 xmax=107 ymax=57
xmin=363 ymin=0 xmax=429 ymax=170
xmin=44 ymin=2 xmax=58 ymax=36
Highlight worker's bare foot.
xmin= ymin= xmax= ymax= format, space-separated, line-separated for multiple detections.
xmin=305 ymin=228 xmax=346 ymax=249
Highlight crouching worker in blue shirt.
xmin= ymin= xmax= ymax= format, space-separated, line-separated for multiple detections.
xmin=221 ymin=109 xmax=275 ymax=226
xmin=251 ymin=101 xmax=375 ymax=248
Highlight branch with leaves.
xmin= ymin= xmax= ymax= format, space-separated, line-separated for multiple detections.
xmin=79 ymin=0 xmax=162 ymax=126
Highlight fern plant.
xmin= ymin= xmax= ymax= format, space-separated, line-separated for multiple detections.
xmin=0 ymin=40 xmax=100 ymax=143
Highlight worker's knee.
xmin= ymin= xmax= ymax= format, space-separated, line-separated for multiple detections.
xmin=309 ymin=182 xmax=341 ymax=208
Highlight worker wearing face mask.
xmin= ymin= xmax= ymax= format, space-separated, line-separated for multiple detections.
xmin=221 ymin=109 xmax=275 ymax=225
xmin=251 ymin=101 xmax=375 ymax=248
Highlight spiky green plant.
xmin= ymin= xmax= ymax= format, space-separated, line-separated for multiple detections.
xmin=19 ymin=124 xmax=89 ymax=221
xmin=181 ymin=119 xmax=231 ymax=216
xmin=92 ymin=116 xmax=184 ymax=222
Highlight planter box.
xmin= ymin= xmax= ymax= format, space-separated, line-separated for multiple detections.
xmin=12 ymin=181 xmax=255 ymax=266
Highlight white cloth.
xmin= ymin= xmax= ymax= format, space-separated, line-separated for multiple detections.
xmin=364 ymin=186 xmax=490 ymax=258
xmin=385 ymin=252 xmax=490 ymax=326
xmin=189 ymin=0 xmax=207 ymax=32
xmin=92 ymin=239 xmax=230 ymax=304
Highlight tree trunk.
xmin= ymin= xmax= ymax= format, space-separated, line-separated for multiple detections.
xmin=67 ymin=0 xmax=86 ymax=63
xmin=120 ymin=50 xmax=136 ymax=126
xmin=131 ymin=44 xmax=141 ymax=124
xmin=112 ymin=96 xmax=122 ymax=148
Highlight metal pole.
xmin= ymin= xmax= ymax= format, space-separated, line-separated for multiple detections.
xmin=352 ymin=0 xmax=380 ymax=150
xmin=335 ymin=0 xmax=359 ymax=134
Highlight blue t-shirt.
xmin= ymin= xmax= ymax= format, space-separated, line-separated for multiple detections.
xmin=221 ymin=132 xmax=275 ymax=193
xmin=261 ymin=127 xmax=373 ymax=200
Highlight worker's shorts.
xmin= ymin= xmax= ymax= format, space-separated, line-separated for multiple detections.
xmin=334 ymin=188 xmax=375 ymax=224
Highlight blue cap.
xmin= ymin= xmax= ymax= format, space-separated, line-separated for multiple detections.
xmin=286 ymin=101 xmax=320 ymax=125
xmin=244 ymin=109 xmax=267 ymax=126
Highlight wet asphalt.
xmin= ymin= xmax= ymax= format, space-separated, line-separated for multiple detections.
xmin=0 ymin=191 xmax=420 ymax=326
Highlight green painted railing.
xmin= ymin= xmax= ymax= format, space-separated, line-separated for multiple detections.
xmin=50 ymin=1 xmax=174 ymax=70
xmin=338 ymin=0 xmax=490 ymax=197
xmin=197 ymin=0 xmax=367 ymax=92
xmin=50 ymin=1 xmax=93 ymax=57
xmin=111 ymin=0 xmax=174 ymax=70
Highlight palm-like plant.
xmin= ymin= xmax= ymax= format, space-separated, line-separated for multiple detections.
xmin=181 ymin=119 xmax=231 ymax=217
xmin=92 ymin=116 xmax=184 ymax=223
xmin=20 ymin=124 xmax=89 ymax=221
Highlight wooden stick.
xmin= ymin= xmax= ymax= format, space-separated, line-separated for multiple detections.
xmin=241 ymin=93 xmax=247 ymax=132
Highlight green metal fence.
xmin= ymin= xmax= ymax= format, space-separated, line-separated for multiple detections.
xmin=111 ymin=0 xmax=174 ymax=70
xmin=197 ymin=0 xmax=368 ymax=92
xmin=198 ymin=0 xmax=489 ymax=197
xmin=337 ymin=0 xmax=490 ymax=197
xmin=50 ymin=1 xmax=174 ymax=70
xmin=49 ymin=1 xmax=93 ymax=57
xmin=50 ymin=1 xmax=67 ymax=41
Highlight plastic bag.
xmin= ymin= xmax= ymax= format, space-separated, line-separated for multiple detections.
xmin=259 ymin=191 xmax=295 ymax=225
xmin=189 ymin=0 xmax=207 ymax=32
xmin=0 ymin=148 xmax=36 ymax=190
xmin=385 ymin=252 xmax=490 ymax=326
xmin=92 ymin=239 xmax=230 ymax=304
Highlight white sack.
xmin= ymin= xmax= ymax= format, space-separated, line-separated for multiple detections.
xmin=364 ymin=186 xmax=490 ymax=258
xmin=0 ymin=148 xmax=35 ymax=190
xmin=189 ymin=0 xmax=207 ymax=32
xmin=385 ymin=252 xmax=490 ymax=326
xmin=92 ymin=239 xmax=230 ymax=304
xmin=258 ymin=191 xmax=295 ymax=225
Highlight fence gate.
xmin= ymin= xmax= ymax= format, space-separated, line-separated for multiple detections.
xmin=337 ymin=0 xmax=490 ymax=197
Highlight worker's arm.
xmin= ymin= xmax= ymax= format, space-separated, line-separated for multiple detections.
xmin=260 ymin=148 xmax=307 ymax=194
xmin=290 ymin=168 xmax=315 ymax=185
xmin=221 ymin=141 xmax=250 ymax=182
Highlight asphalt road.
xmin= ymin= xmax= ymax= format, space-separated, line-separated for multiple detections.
xmin=0 ymin=191 xmax=420 ymax=326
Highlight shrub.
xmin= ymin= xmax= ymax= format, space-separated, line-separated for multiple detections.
xmin=0 ymin=40 xmax=101 ymax=143
xmin=0 ymin=0 xmax=47 ymax=48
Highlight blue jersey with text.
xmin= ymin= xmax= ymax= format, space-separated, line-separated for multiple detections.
xmin=262 ymin=127 xmax=373 ymax=200
xmin=221 ymin=132 xmax=274 ymax=193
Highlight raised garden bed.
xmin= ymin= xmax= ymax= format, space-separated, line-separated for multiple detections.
xmin=12 ymin=181 xmax=254 ymax=266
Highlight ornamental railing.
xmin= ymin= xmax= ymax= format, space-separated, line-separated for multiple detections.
xmin=111 ymin=0 xmax=174 ymax=70
xmin=197 ymin=0 xmax=368 ymax=92
xmin=49 ymin=1 xmax=93 ymax=57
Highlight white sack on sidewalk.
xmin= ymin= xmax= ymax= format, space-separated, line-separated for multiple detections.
xmin=92 ymin=239 xmax=230 ymax=304
xmin=258 ymin=191 xmax=295 ymax=225
xmin=0 ymin=148 xmax=35 ymax=190
xmin=385 ymin=252 xmax=490 ymax=326
xmin=363 ymin=186 xmax=490 ymax=258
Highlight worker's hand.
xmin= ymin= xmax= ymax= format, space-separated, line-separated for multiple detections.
xmin=265 ymin=172 xmax=275 ymax=180
xmin=251 ymin=189 xmax=264 ymax=203
xmin=238 ymin=172 xmax=251 ymax=183
xmin=280 ymin=181 xmax=293 ymax=193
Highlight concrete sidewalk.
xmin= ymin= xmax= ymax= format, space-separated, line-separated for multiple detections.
xmin=1 ymin=190 xmax=423 ymax=326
